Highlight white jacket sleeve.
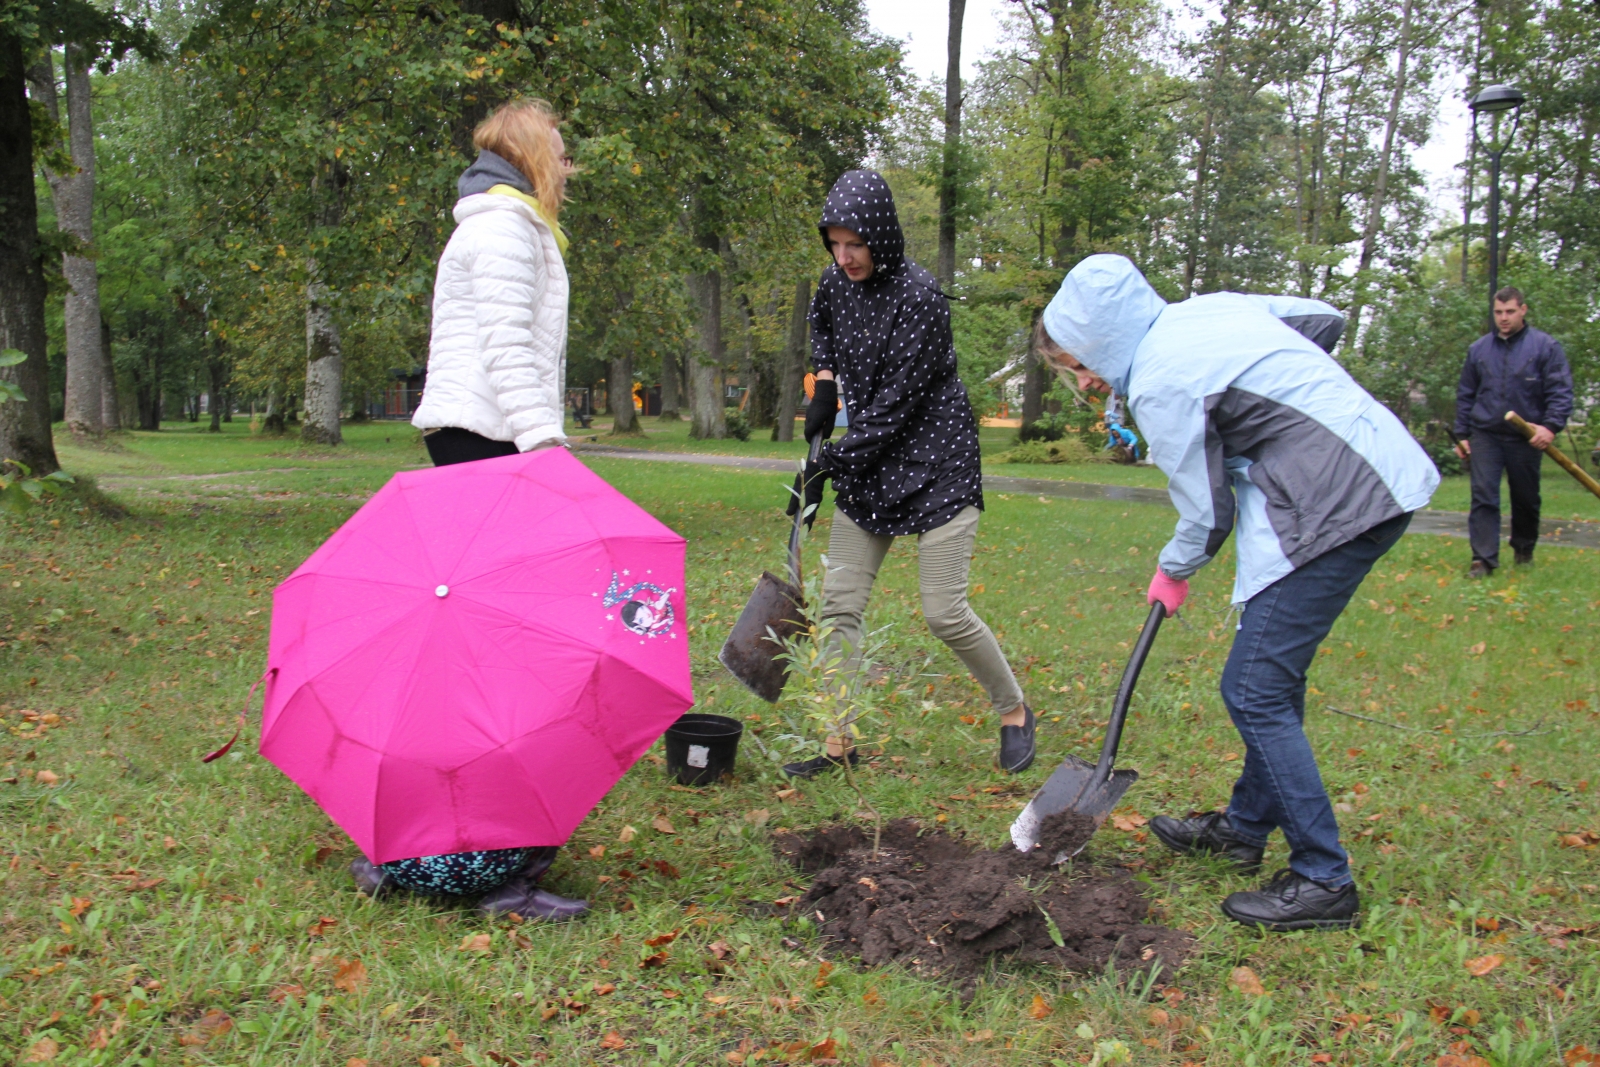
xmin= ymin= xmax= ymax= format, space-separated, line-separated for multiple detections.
xmin=1137 ymin=391 xmax=1236 ymax=580
xmin=469 ymin=220 xmax=565 ymax=451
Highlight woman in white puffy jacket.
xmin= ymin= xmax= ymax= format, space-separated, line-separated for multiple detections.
xmin=410 ymin=98 xmax=573 ymax=463
xmin=347 ymin=100 xmax=587 ymax=921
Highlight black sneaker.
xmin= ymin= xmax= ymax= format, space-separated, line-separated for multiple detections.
xmin=782 ymin=751 xmax=860 ymax=779
xmin=1149 ymin=811 xmax=1264 ymax=872
xmin=1221 ymin=868 xmax=1360 ymax=931
xmin=998 ymin=705 xmax=1036 ymax=774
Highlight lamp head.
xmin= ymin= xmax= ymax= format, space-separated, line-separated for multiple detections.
xmin=1469 ymin=84 xmax=1526 ymax=114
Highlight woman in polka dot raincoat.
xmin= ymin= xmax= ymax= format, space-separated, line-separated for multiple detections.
xmin=784 ymin=169 xmax=1039 ymax=777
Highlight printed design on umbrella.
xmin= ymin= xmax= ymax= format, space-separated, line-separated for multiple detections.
xmin=602 ymin=571 xmax=677 ymax=638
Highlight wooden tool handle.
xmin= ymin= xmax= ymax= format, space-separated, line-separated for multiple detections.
xmin=1505 ymin=411 xmax=1600 ymax=502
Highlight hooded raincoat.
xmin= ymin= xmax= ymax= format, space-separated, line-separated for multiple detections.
xmin=1043 ymin=255 xmax=1438 ymax=603
xmin=810 ymin=170 xmax=983 ymax=536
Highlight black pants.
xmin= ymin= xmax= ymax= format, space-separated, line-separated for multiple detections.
xmin=424 ymin=427 xmax=518 ymax=468
xmin=1468 ymin=431 xmax=1541 ymax=567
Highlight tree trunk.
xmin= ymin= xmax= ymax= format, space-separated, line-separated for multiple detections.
xmin=0 ymin=37 xmax=61 ymax=476
xmin=686 ymin=235 xmax=726 ymax=440
xmin=100 ymin=312 xmax=119 ymax=430
xmin=57 ymin=44 xmax=103 ymax=437
xmin=773 ymin=278 xmax=810 ymax=442
xmin=302 ymin=270 xmax=344 ymax=444
xmin=1347 ymin=0 xmax=1412 ymax=341
xmin=208 ymin=354 xmax=224 ymax=432
xmin=937 ymin=0 xmax=967 ymax=289
xmin=608 ymin=354 xmax=639 ymax=434
xmin=1021 ymin=310 xmax=1048 ymax=429
xmin=658 ymin=347 xmax=681 ymax=420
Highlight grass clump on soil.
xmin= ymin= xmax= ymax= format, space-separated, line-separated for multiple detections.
xmin=990 ymin=436 xmax=1100 ymax=466
xmin=2 ymin=418 xmax=1597 ymax=1066
xmin=774 ymin=819 xmax=1191 ymax=988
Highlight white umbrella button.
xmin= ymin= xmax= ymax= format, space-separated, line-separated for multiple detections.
xmin=435 ymin=585 xmax=449 ymax=598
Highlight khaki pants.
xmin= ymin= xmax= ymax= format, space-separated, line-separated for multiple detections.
xmin=822 ymin=506 xmax=1024 ymax=714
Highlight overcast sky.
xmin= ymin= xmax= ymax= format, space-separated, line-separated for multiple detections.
xmin=863 ymin=0 xmax=1469 ymax=223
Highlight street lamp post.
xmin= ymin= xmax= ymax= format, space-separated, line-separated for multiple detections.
xmin=1468 ymin=84 xmax=1526 ymax=323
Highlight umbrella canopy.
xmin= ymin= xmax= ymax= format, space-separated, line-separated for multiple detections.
xmin=261 ymin=448 xmax=691 ymax=864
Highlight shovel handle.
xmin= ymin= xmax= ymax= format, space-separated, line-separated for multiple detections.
xmin=786 ymin=435 xmax=826 ymax=587
xmin=1506 ymin=411 xmax=1600 ymax=501
xmin=1091 ymin=601 xmax=1165 ymax=784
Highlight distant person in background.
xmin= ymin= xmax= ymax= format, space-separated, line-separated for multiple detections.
xmin=1453 ymin=287 xmax=1573 ymax=577
xmin=363 ymin=99 xmax=585 ymax=920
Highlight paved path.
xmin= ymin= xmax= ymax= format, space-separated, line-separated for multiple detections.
xmin=576 ymin=444 xmax=1600 ymax=550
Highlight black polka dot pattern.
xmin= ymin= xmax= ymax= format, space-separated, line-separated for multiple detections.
xmin=810 ymin=169 xmax=984 ymax=537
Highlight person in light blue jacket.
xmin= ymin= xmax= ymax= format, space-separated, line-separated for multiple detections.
xmin=1041 ymin=255 xmax=1438 ymax=932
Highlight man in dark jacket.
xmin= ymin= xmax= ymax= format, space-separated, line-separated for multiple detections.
xmin=784 ymin=169 xmax=1036 ymax=777
xmin=1454 ymin=287 xmax=1574 ymax=575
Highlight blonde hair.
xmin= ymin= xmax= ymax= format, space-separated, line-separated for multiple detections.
xmin=1032 ymin=316 xmax=1073 ymax=374
xmin=473 ymin=99 xmax=568 ymax=218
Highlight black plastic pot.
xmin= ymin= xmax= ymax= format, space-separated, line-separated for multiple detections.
xmin=663 ymin=713 xmax=743 ymax=786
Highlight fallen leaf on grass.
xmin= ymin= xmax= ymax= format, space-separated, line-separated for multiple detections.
xmin=269 ymin=983 xmax=306 ymax=1004
xmin=179 ymin=1009 xmax=233 ymax=1046
xmin=745 ymin=808 xmax=771 ymax=826
xmin=35 ymin=770 xmax=59 ymax=786
xmin=1030 ymin=994 xmax=1052 ymax=1019
xmin=1475 ymin=916 xmax=1500 ymax=931
xmin=1436 ymin=1056 xmax=1491 ymax=1067
xmin=651 ymin=815 xmax=675 ymax=834
xmin=599 ymin=1031 xmax=628 ymax=1050
xmin=589 ymin=844 xmax=606 ymax=859
xmin=593 ymin=982 xmax=616 ymax=995
xmin=1464 ymin=954 xmax=1504 ymax=976
xmin=419 ymin=1058 xmax=442 ymax=1067
xmin=706 ymin=994 xmax=732 ymax=1005
xmin=486 ymin=1053 xmax=523 ymax=1066
xmin=1468 ymin=642 xmax=1486 ymax=656
xmin=1565 ymin=1046 xmax=1600 ymax=1065
xmin=618 ymin=825 xmax=637 ymax=843
xmin=1111 ymin=812 xmax=1148 ymax=831
xmin=458 ymin=933 xmax=492 ymax=954
xmin=347 ymin=1060 xmax=369 ymax=1067
xmin=68 ymin=896 xmax=92 ymax=918
xmin=965 ymin=1029 xmax=995 ymax=1042
xmin=21 ymin=1037 xmax=58 ymax=1062
xmin=774 ymin=895 xmax=799 ymax=906
xmin=333 ymin=958 xmax=367 ymax=993
xmin=639 ymin=951 xmax=669 ymax=969
xmin=1231 ymin=967 xmax=1266 ymax=996
xmin=708 ymin=940 xmax=733 ymax=960
xmin=162 ymin=836 xmax=177 ymax=851
xmin=813 ymin=961 xmax=833 ymax=988
xmin=307 ymin=916 xmax=338 ymax=937
xmin=1559 ymin=831 xmax=1599 ymax=849
xmin=644 ymin=930 xmax=679 ymax=947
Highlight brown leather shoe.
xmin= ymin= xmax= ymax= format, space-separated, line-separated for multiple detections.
xmin=1467 ymin=559 xmax=1492 ymax=579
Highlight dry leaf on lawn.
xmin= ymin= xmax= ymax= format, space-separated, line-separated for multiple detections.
xmin=1231 ymin=966 xmax=1266 ymax=996
xmin=1465 ymin=954 xmax=1505 ymax=976
xmin=643 ymin=930 xmax=679 ymax=947
xmin=333 ymin=958 xmax=368 ymax=992
xmin=1111 ymin=812 xmax=1148 ymax=831
xmin=458 ymin=933 xmax=492 ymax=954
xmin=22 ymin=1037 xmax=58 ymax=1062
xmin=599 ymin=1031 xmax=628 ymax=1050
xmin=1029 ymin=994 xmax=1052 ymax=1019
xmin=651 ymin=815 xmax=676 ymax=834
xmin=618 ymin=825 xmax=637 ymax=842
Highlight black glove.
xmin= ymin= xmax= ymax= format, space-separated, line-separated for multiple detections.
xmin=804 ymin=377 xmax=838 ymax=442
xmin=784 ymin=456 xmax=833 ymax=528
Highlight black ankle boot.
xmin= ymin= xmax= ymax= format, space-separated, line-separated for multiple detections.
xmin=1221 ymin=869 xmax=1360 ymax=931
xmin=1149 ymin=811 xmax=1264 ymax=872
xmin=998 ymin=705 xmax=1036 ymax=773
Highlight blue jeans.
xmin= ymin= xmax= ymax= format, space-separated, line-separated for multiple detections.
xmin=1221 ymin=513 xmax=1411 ymax=888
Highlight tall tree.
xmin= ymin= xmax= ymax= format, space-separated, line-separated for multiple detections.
xmin=937 ymin=0 xmax=966 ymax=289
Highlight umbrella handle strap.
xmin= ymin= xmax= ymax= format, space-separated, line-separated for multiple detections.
xmin=201 ymin=667 xmax=277 ymax=763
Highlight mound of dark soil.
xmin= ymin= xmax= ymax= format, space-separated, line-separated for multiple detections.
xmin=773 ymin=819 xmax=1190 ymax=983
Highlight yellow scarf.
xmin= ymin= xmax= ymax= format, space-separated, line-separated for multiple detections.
xmin=488 ymin=184 xmax=569 ymax=258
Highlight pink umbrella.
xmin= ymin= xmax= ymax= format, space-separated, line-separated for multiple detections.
xmin=259 ymin=448 xmax=691 ymax=864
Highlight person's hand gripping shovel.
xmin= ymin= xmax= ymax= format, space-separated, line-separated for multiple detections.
xmin=1010 ymin=591 xmax=1172 ymax=861
xmin=718 ymin=430 xmax=831 ymax=702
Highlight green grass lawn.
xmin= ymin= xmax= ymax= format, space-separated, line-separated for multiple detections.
xmin=4 ymin=421 xmax=1597 ymax=1066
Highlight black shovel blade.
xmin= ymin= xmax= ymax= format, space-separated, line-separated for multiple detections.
xmin=1009 ymin=755 xmax=1139 ymax=857
xmin=718 ymin=571 xmax=806 ymax=703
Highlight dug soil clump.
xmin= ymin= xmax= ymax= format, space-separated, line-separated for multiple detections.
xmin=774 ymin=819 xmax=1190 ymax=983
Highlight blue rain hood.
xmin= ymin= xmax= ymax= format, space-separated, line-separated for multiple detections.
xmin=1041 ymin=254 xmax=1167 ymax=395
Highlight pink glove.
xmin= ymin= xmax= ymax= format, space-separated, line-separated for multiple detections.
xmin=1147 ymin=568 xmax=1189 ymax=616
